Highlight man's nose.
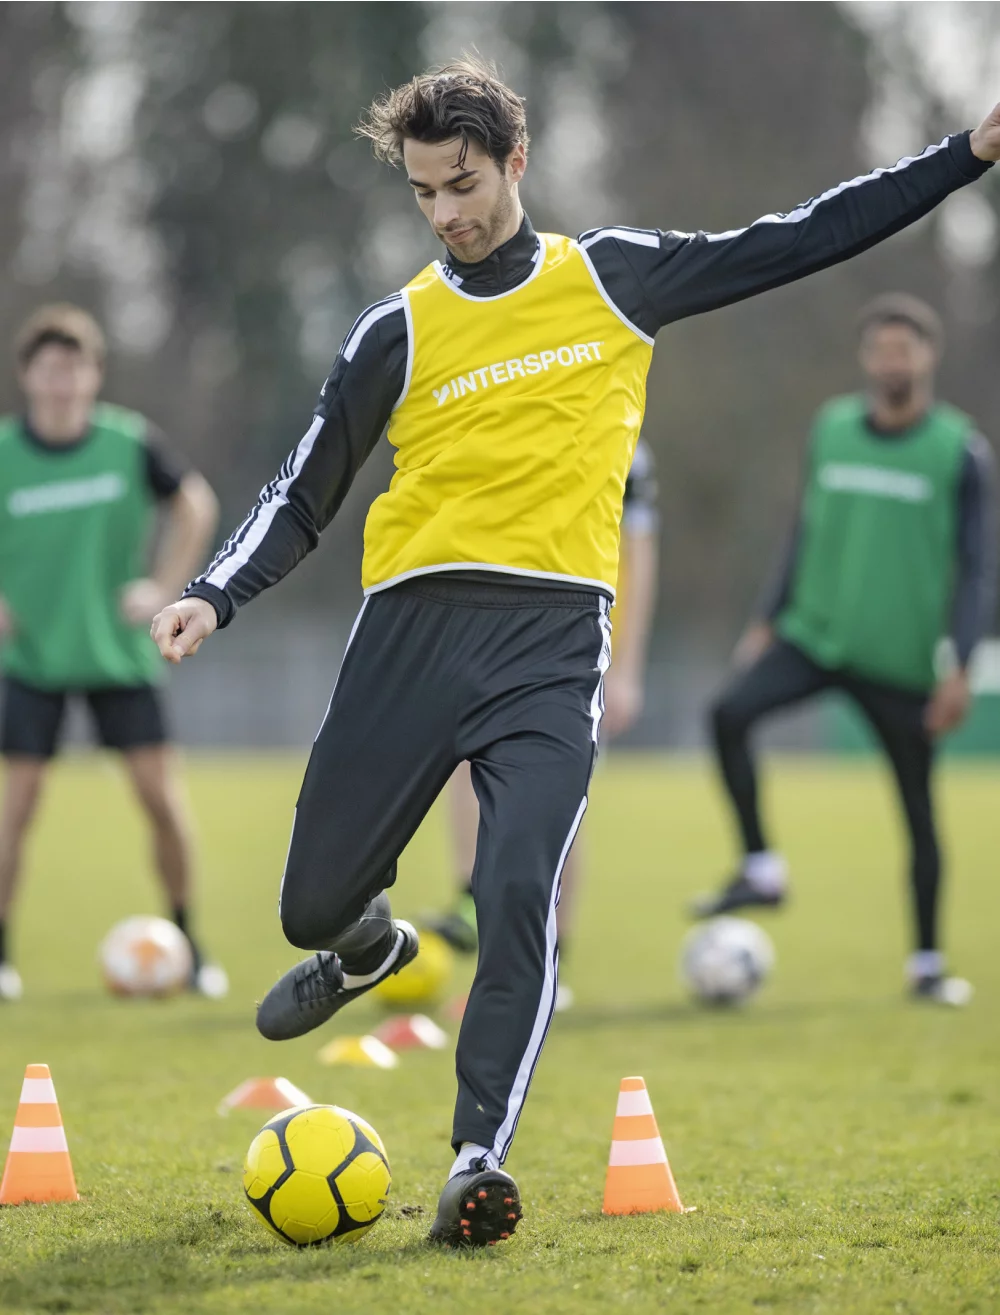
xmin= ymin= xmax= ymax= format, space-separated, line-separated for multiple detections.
xmin=434 ymin=196 xmax=461 ymax=229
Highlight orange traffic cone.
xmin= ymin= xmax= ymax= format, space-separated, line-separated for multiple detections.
xmin=0 ymin=1064 xmax=79 ymax=1204
xmin=602 ymin=1076 xmax=684 ymax=1215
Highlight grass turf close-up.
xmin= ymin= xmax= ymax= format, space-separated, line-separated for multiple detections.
xmin=0 ymin=751 xmax=998 ymax=1314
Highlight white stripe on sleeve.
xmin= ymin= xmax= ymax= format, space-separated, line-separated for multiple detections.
xmin=343 ymin=295 xmax=403 ymax=362
xmin=580 ymin=226 xmax=660 ymax=250
xmin=685 ymin=138 xmax=951 ymax=244
xmin=205 ymin=415 xmax=324 ymax=590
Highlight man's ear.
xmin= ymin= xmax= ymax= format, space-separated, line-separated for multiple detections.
xmin=507 ymin=142 xmax=527 ymax=184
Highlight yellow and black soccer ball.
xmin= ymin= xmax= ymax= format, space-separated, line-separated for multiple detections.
xmin=243 ymin=1104 xmax=391 ymax=1246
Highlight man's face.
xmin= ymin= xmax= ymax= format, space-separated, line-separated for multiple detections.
xmin=403 ymin=136 xmax=526 ymax=263
xmin=859 ymin=322 xmax=937 ymax=407
xmin=19 ymin=343 xmax=102 ymax=414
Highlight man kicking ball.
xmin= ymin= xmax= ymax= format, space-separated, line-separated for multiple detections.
xmin=152 ymin=59 xmax=1000 ymax=1244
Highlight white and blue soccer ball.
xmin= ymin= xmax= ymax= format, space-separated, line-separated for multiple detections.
xmin=680 ymin=917 xmax=775 ymax=1005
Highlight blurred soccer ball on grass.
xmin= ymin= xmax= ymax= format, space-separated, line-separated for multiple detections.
xmin=680 ymin=916 xmax=775 ymax=1004
xmin=99 ymin=915 xmax=193 ymax=997
xmin=372 ymin=929 xmax=453 ymax=1008
xmin=243 ymin=1104 xmax=391 ymax=1246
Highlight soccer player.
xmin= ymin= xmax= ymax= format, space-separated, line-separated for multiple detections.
xmin=427 ymin=439 xmax=660 ymax=1014
xmin=695 ymin=294 xmax=996 ymax=1006
xmin=0 ymin=305 xmax=224 ymax=1000
xmin=151 ymin=61 xmax=1000 ymax=1244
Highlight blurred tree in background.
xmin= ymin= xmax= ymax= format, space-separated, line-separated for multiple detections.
xmin=0 ymin=1 xmax=997 ymax=741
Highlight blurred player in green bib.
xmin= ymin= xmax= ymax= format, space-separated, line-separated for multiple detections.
xmin=427 ymin=438 xmax=659 ymax=1012
xmin=0 ymin=305 xmax=223 ymax=1000
xmin=697 ymin=295 xmax=996 ymax=1005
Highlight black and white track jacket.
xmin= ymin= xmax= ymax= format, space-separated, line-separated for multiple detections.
xmin=187 ymin=131 xmax=991 ymax=627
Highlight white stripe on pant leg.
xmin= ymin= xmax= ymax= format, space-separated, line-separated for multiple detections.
xmin=278 ymin=597 xmax=369 ymax=917
xmin=590 ymin=597 xmax=612 ymax=743
xmin=493 ymin=793 xmax=589 ymax=1164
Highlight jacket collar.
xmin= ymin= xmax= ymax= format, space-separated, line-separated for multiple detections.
xmin=441 ymin=214 xmax=541 ymax=297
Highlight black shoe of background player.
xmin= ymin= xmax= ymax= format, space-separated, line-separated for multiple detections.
xmin=429 ymin=1160 xmax=522 ymax=1248
xmin=690 ymin=873 xmax=786 ymax=919
xmin=910 ymin=974 xmax=973 ymax=1007
xmin=423 ymin=891 xmax=478 ymax=955
xmin=256 ymin=921 xmax=419 ymax=1041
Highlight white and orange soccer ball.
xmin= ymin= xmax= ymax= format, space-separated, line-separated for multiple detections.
xmin=99 ymin=915 xmax=193 ymax=997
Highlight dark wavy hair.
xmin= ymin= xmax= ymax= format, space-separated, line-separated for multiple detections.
xmin=858 ymin=293 xmax=943 ymax=350
xmin=356 ymin=56 xmax=529 ymax=171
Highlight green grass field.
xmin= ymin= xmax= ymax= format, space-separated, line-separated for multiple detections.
xmin=0 ymin=752 xmax=998 ymax=1314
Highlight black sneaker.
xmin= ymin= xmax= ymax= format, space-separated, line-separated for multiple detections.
xmin=256 ymin=921 xmax=419 ymax=1041
xmin=423 ymin=892 xmax=478 ymax=955
xmin=690 ymin=874 xmax=785 ymax=919
xmin=428 ymin=1160 xmax=522 ymax=1248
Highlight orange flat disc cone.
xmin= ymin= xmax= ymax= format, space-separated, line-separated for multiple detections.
xmin=217 ymin=1077 xmax=312 ymax=1116
xmin=373 ymin=1014 xmax=448 ymax=1050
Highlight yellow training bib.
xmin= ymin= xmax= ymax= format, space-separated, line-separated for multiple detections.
xmin=362 ymin=233 xmax=654 ymax=597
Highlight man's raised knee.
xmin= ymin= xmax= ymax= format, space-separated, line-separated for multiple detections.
xmin=711 ymin=692 xmax=746 ymax=741
xmin=279 ymin=898 xmax=322 ymax=951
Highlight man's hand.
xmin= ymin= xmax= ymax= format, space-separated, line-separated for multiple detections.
xmin=151 ymin=597 xmax=218 ymax=664
xmin=970 ymin=104 xmax=1000 ymax=162
xmin=602 ymin=667 xmax=644 ymax=740
xmin=0 ymin=596 xmax=14 ymax=644
xmin=121 ymin=578 xmax=171 ymax=626
xmin=925 ymin=669 xmax=972 ymax=736
xmin=732 ymin=621 xmax=774 ymax=670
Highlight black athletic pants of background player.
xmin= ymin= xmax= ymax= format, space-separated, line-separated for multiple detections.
xmin=710 ymin=638 xmax=940 ymax=952
xmin=277 ymin=578 xmax=610 ymax=1160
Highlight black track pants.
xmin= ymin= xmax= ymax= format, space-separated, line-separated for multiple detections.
xmin=278 ymin=577 xmax=610 ymax=1158
xmin=710 ymin=639 xmax=940 ymax=953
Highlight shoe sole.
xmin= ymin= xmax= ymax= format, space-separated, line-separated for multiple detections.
xmin=429 ymin=1173 xmax=523 ymax=1248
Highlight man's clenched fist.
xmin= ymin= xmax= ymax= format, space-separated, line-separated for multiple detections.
xmin=151 ymin=597 xmax=218 ymax=664
xmin=970 ymin=102 xmax=1000 ymax=162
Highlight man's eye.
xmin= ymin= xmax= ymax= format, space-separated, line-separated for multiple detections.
xmin=453 ymin=185 xmax=475 ymax=195
xmin=417 ymin=191 xmax=434 ymax=200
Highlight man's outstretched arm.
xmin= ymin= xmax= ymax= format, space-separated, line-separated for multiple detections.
xmin=584 ymin=106 xmax=1000 ymax=337
xmin=151 ymin=298 xmax=407 ymax=662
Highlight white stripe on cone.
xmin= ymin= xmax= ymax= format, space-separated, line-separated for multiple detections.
xmin=615 ymin=1088 xmax=654 ymax=1118
xmin=10 ymin=1125 xmax=69 ymax=1153
xmin=19 ymin=1078 xmax=58 ymax=1104
xmin=608 ymin=1136 xmax=668 ymax=1167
